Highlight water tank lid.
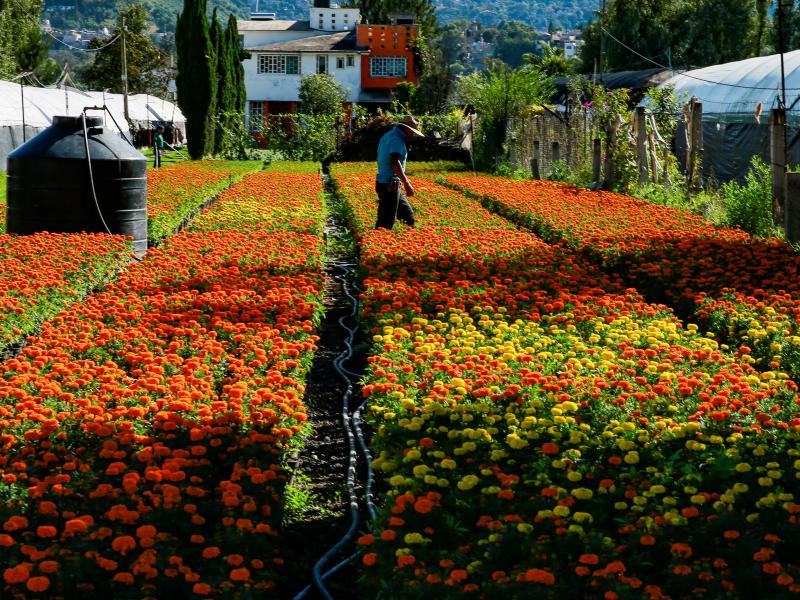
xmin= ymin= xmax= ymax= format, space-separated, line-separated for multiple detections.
xmin=53 ymin=115 xmax=103 ymax=128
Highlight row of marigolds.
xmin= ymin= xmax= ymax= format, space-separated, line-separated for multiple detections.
xmin=0 ymin=171 xmax=327 ymax=596
xmin=330 ymin=166 xmax=800 ymax=599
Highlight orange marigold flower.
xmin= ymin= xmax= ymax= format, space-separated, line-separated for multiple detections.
xmin=26 ymin=576 xmax=49 ymax=592
xmin=362 ymin=553 xmax=377 ymax=567
xmin=4 ymin=564 xmax=31 ymax=584
xmin=38 ymin=561 xmax=58 ymax=574
xmin=135 ymin=525 xmax=157 ymax=539
xmin=396 ymin=555 xmax=416 ymax=568
xmin=762 ymin=562 xmax=782 ymax=575
xmin=523 ymin=568 xmax=555 ymax=585
xmin=357 ymin=534 xmax=375 ymax=546
xmin=201 ymin=547 xmax=221 ymax=559
xmin=670 ymin=543 xmax=692 ymax=559
xmin=112 ymin=572 xmax=134 ymax=585
xmin=0 ymin=534 xmax=15 ymax=547
xmin=380 ymin=530 xmax=396 ymax=541
xmin=640 ymin=535 xmax=656 ymax=546
xmin=111 ymin=535 xmax=136 ymax=555
xmin=229 ymin=568 xmax=250 ymax=582
xmin=579 ymin=554 xmax=599 ymax=565
xmin=414 ymin=498 xmax=433 ymax=514
xmin=450 ymin=569 xmax=468 ymax=582
xmin=673 ymin=565 xmax=692 ymax=576
xmin=606 ymin=561 xmax=626 ymax=574
xmin=193 ymin=583 xmax=212 ymax=595
xmin=541 ymin=443 xmax=559 ymax=455
xmin=65 ymin=519 xmax=88 ymax=534
xmin=723 ymin=530 xmax=740 ymax=540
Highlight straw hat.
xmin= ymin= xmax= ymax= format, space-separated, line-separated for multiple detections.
xmin=397 ymin=115 xmax=424 ymax=137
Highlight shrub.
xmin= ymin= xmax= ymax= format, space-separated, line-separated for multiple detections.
xmin=719 ymin=157 xmax=777 ymax=237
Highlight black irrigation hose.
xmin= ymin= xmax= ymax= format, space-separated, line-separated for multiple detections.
xmin=293 ymin=253 xmax=377 ymax=599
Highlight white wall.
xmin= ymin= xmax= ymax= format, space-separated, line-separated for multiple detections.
xmin=243 ymin=52 xmax=362 ymax=107
xmin=309 ymin=7 xmax=360 ymax=32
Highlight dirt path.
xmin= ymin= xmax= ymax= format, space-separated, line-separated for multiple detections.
xmin=279 ymin=176 xmax=369 ymax=599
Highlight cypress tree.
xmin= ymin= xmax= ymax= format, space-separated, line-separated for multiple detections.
xmin=226 ymin=14 xmax=247 ymax=115
xmin=176 ymin=0 xmax=216 ymax=158
xmin=209 ymin=9 xmax=226 ymax=154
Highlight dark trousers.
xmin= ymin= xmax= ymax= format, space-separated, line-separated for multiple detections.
xmin=375 ymin=177 xmax=415 ymax=229
xmin=153 ymin=145 xmax=161 ymax=168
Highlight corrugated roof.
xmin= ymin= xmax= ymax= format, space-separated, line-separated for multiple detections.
xmin=237 ymin=19 xmax=312 ymax=31
xmin=662 ymin=50 xmax=800 ymax=120
xmin=247 ymin=30 xmax=362 ymax=53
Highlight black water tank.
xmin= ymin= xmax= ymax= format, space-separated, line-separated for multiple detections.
xmin=7 ymin=115 xmax=148 ymax=255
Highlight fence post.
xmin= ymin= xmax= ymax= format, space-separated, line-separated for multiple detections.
xmin=786 ymin=172 xmax=800 ymax=243
xmin=603 ymin=119 xmax=619 ymax=190
xmin=648 ymin=131 xmax=658 ymax=185
xmin=531 ymin=140 xmax=540 ymax=179
xmin=688 ymin=100 xmax=703 ymax=190
xmin=636 ymin=106 xmax=649 ymax=186
xmin=592 ymin=138 xmax=601 ymax=186
xmin=771 ymin=107 xmax=787 ymax=226
xmin=551 ymin=141 xmax=560 ymax=164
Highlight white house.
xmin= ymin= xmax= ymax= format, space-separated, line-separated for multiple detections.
xmin=239 ymin=1 xmax=364 ymax=129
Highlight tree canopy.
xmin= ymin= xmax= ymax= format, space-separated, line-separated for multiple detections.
xmin=0 ymin=0 xmax=45 ymax=80
xmin=82 ymin=4 xmax=169 ymax=96
xmin=298 ymin=74 xmax=347 ymax=116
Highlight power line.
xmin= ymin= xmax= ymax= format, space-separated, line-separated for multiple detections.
xmin=601 ymin=26 xmax=800 ymax=91
xmin=46 ymin=30 xmax=121 ymax=53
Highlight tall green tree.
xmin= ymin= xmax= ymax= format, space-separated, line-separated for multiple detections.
xmin=298 ymin=73 xmax=347 ymax=116
xmin=0 ymin=0 xmax=44 ymax=79
xmin=226 ymin=14 xmax=247 ymax=115
xmin=176 ymin=0 xmax=216 ymax=158
xmin=82 ymin=4 xmax=168 ymax=95
xmin=456 ymin=61 xmax=553 ymax=169
xmin=209 ymin=8 xmax=227 ymax=153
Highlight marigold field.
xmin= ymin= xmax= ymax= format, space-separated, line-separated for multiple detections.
xmin=0 ymin=160 xmax=799 ymax=599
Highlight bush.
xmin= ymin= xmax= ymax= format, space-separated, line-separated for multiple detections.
xmin=719 ymin=157 xmax=777 ymax=237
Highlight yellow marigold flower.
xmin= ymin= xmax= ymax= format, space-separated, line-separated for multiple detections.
xmin=516 ymin=523 xmax=534 ymax=534
xmin=403 ymin=533 xmax=424 ymax=544
xmin=736 ymin=463 xmax=752 ymax=473
xmin=457 ymin=475 xmax=480 ymax=491
xmin=624 ymin=452 xmax=639 ymax=464
xmin=553 ymin=505 xmax=571 ymax=517
xmin=572 ymin=488 xmax=593 ymax=501
xmin=440 ymin=459 xmax=457 ymax=469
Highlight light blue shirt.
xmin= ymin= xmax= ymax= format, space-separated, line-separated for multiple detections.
xmin=376 ymin=126 xmax=408 ymax=184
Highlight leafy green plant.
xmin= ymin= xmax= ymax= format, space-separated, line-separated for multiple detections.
xmin=719 ymin=157 xmax=778 ymax=237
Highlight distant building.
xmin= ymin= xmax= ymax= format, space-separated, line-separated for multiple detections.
xmin=238 ymin=0 xmax=418 ymax=131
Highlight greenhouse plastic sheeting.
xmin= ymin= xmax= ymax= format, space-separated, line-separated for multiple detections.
xmin=662 ymin=51 xmax=800 ymax=183
xmin=0 ymin=80 xmax=185 ymax=170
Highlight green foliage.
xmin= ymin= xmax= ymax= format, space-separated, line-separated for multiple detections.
xmin=456 ymin=62 xmax=553 ymax=170
xmin=0 ymin=0 xmax=44 ymax=79
xmin=176 ymin=0 xmax=217 ymax=158
xmin=643 ymin=84 xmax=685 ymax=145
xmin=82 ymin=4 xmax=169 ymax=96
xmin=492 ymin=21 xmax=538 ymax=68
xmin=298 ymin=74 xmax=347 ymax=116
xmin=523 ymin=42 xmax=579 ymax=77
xmin=581 ymin=0 xmax=771 ymax=72
xmin=719 ymin=157 xmax=778 ymax=238
xmin=357 ymin=0 xmax=438 ymax=36
xmin=226 ymin=14 xmax=247 ymax=115
xmin=262 ymin=114 xmax=343 ymax=162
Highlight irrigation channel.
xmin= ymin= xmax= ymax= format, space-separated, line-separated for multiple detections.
xmin=280 ymin=175 xmax=374 ymax=599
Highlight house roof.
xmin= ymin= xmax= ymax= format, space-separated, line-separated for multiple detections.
xmin=237 ymin=19 xmax=312 ymax=32
xmin=247 ymin=30 xmax=363 ymax=53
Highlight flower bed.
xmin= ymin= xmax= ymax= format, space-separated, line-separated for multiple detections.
xmin=189 ymin=171 xmax=324 ymax=235
xmin=330 ymin=168 xmax=514 ymax=235
xmin=0 ymin=171 xmax=326 ymax=597
xmin=0 ymin=232 xmax=130 ymax=355
xmin=333 ymin=173 xmax=800 ymax=598
xmin=147 ymin=161 xmax=260 ymax=243
xmin=444 ymin=175 xmax=747 ymax=264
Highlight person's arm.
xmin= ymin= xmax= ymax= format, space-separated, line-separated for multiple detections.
xmin=390 ymin=153 xmax=414 ymax=197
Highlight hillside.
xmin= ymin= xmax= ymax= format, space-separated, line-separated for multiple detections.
xmin=43 ymin=0 xmax=596 ymax=32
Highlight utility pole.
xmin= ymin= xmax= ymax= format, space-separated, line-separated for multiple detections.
xmin=598 ymin=0 xmax=606 ymax=84
xmin=778 ymin=1 xmax=790 ymax=109
xmin=121 ymin=14 xmax=130 ymax=121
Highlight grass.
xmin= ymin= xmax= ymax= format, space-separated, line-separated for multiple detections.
xmin=139 ymin=146 xmax=191 ymax=168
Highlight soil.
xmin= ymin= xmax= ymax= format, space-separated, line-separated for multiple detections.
xmin=279 ymin=177 xmax=370 ymax=600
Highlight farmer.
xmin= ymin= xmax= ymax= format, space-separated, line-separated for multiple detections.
xmin=375 ymin=115 xmax=424 ymax=230
xmin=153 ymin=125 xmax=165 ymax=169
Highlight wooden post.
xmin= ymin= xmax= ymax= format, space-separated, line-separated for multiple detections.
xmin=663 ymin=146 xmax=670 ymax=188
xmin=552 ymin=141 xmax=560 ymax=164
xmin=771 ymin=107 xmax=788 ymax=225
xmin=648 ymin=131 xmax=658 ymax=185
xmin=592 ymin=138 xmax=602 ymax=186
xmin=603 ymin=119 xmax=619 ymax=190
xmin=786 ymin=173 xmax=800 ymax=243
xmin=531 ymin=140 xmax=540 ymax=179
xmin=636 ymin=106 xmax=649 ymax=186
xmin=688 ymin=100 xmax=703 ymax=190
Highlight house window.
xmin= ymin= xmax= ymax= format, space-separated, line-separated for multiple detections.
xmin=257 ymin=54 xmax=300 ymax=74
xmin=346 ymin=55 xmax=355 ymax=67
xmin=317 ymin=55 xmax=328 ymax=74
xmin=238 ymin=34 xmax=244 ymax=48
xmin=248 ymin=101 xmax=264 ymax=131
xmin=369 ymin=56 xmax=407 ymax=78
xmin=336 ymin=56 xmax=345 ymax=69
